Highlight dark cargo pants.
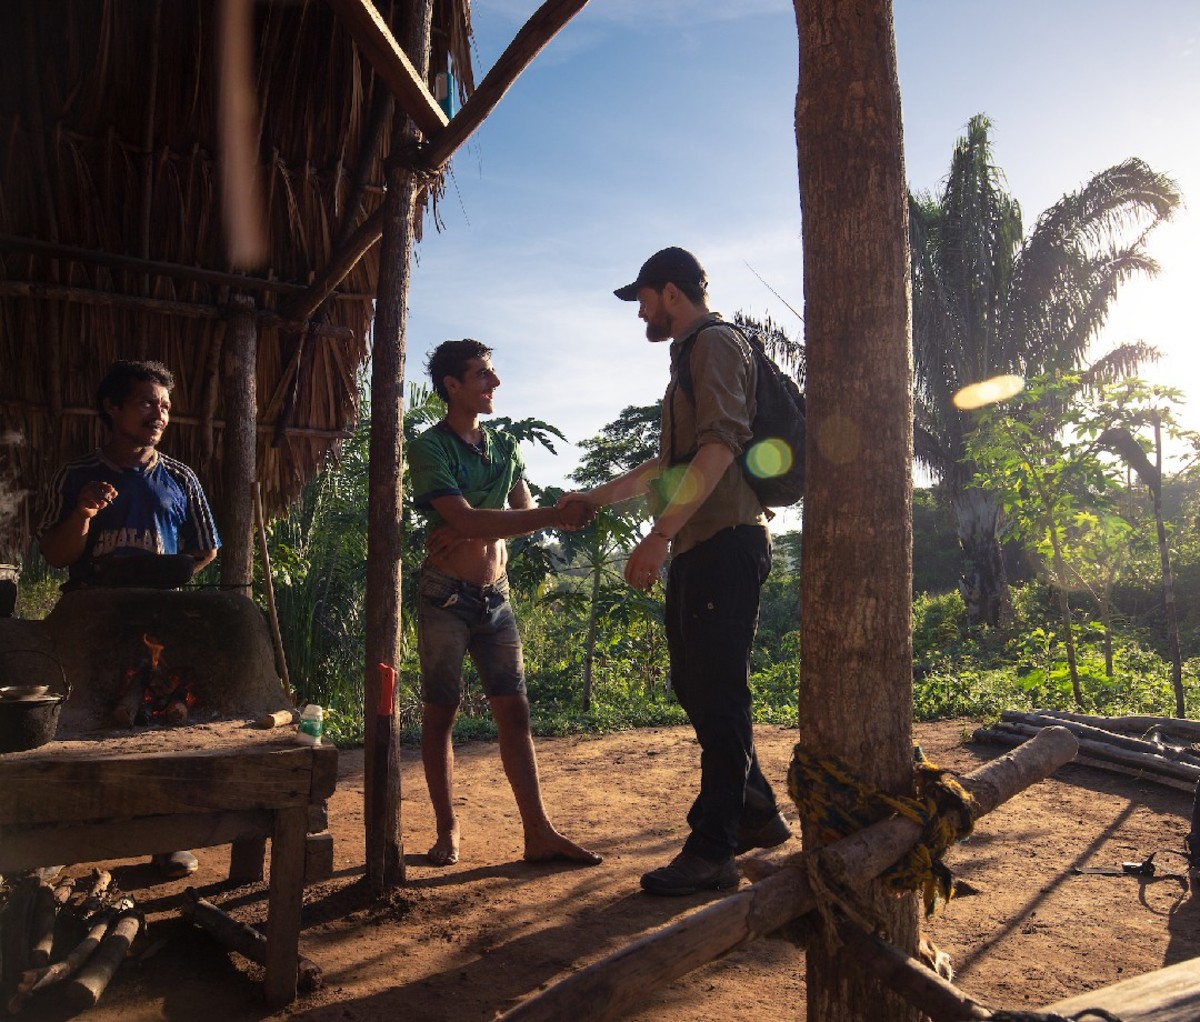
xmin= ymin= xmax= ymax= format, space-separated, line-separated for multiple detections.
xmin=664 ymin=524 xmax=778 ymax=862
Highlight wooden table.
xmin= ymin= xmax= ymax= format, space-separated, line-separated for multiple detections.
xmin=0 ymin=725 xmax=337 ymax=1006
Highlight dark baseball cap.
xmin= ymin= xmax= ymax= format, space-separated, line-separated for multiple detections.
xmin=613 ymin=247 xmax=706 ymax=301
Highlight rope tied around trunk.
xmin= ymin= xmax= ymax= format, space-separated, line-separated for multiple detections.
xmin=787 ymin=744 xmax=977 ymax=916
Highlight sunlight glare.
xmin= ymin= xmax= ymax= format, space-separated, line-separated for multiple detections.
xmin=953 ymin=374 xmax=1026 ymax=410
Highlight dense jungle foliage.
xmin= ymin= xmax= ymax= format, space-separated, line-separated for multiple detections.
xmin=20 ymin=374 xmax=1198 ymax=748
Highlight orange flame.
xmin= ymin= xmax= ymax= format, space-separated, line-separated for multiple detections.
xmin=142 ymin=633 xmax=165 ymax=669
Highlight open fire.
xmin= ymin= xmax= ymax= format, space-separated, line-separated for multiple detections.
xmin=111 ymin=633 xmax=197 ymax=727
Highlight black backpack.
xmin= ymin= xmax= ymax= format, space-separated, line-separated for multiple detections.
xmin=673 ymin=321 xmax=806 ymax=508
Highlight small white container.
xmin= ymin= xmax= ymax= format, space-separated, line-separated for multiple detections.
xmin=296 ymin=704 xmax=324 ymax=745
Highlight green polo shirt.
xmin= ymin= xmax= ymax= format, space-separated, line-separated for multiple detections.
xmin=408 ymin=421 xmax=525 ymax=527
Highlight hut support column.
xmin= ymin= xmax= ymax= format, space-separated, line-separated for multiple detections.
xmin=363 ymin=157 xmax=414 ymax=892
xmin=364 ymin=0 xmax=433 ymax=892
xmin=220 ymin=294 xmax=258 ymax=590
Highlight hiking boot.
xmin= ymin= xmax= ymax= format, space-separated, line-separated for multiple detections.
xmin=735 ymin=811 xmax=792 ymax=855
xmin=152 ymin=850 xmax=198 ymax=879
xmin=640 ymin=851 xmax=739 ymax=897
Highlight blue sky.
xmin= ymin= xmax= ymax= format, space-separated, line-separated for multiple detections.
xmin=405 ymin=0 xmax=1200 ymax=526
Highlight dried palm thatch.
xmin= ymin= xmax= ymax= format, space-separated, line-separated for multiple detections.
xmin=0 ymin=0 xmax=475 ymax=561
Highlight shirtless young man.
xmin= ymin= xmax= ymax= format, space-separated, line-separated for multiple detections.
xmin=407 ymin=338 xmax=600 ymax=868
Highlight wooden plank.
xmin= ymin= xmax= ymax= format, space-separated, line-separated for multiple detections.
xmin=323 ymin=0 xmax=447 ymax=136
xmin=0 ymin=809 xmax=273 ymax=872
xmin=0 ymin=747 xmax=321 ymax=824
xmin=265 ymin=806 xmax=307 ymax=1007
xmin=1042 ymin=956 xmax=1200 ymax=1022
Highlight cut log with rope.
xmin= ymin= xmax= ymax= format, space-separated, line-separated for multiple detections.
xmin=497 ymin=726 xmax=1078 ymax=1022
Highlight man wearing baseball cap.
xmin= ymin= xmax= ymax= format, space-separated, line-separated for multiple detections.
xmin=559 ymin=247 xmax=791 ymax=895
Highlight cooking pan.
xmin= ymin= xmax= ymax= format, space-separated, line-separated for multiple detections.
xmin=0 ymin=649 xmax=70 ymax=753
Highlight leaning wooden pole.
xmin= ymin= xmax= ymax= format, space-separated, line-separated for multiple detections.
xmin=220 ymin=293 xmax=258 ymax=590
xmin=498 ymin=727 xmax=1079 ymax=1022
xmin=363 ymin=3 xmax=432 ymax=893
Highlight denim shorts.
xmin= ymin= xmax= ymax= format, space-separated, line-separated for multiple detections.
xmin=417 ymin=565 xmax=526 ymax=706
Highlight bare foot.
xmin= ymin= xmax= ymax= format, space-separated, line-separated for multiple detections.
xmin=523 ymin=830 xmax=603 ymax=866
xmin=427 ymin=829 xmax=460 ymax=867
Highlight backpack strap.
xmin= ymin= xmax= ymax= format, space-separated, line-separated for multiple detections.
xmin=669 ymin=318 xmax=752 ymax=462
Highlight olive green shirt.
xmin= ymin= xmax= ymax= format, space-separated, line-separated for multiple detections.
xmin=659 ymin=313 xmax=767 ymax=555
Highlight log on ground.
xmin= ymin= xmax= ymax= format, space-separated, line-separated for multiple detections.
xmin=181 ymin=889 xmax=323 ymax=992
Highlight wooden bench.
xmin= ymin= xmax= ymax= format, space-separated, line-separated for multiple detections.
xmin=0 ymin=725 xmax=337 ymax=1006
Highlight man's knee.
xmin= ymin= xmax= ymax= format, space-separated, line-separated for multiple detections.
xmin=488 ymin=693 xmax=531 ymax=731
xmin=422 ymin=700 xmax=459 ymax=737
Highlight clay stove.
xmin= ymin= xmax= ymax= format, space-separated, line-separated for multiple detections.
xmin=0 ymin=588 xmax=290 ymax=732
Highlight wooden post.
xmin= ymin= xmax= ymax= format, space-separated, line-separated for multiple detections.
xmin=220 ymin=293 xmax=258 ymax=590
xmin=264 ymin=805 xmax=307 ymax=1007
xmin=363 ymin=2 xmax=433 ymax=893
xmin=795 ymin=0 xmax=913 ymax=1020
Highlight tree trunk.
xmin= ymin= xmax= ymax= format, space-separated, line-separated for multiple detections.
xmin=795 ymin=2 xmax=915 ymax=1021
xmin=581 ymin=565 xmax=601 ymax=712
xmin=363 ymin=0 xmax=434 ymax=892
xmin=1045 ymin=519 xmax=1082 ymax=706
xmin=1152 ymin=414 xmax=1185 ymax=716
xmin=953 ymin=486 xmax=1009 ymax=627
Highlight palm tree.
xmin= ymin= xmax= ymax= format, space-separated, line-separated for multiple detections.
xmin=911 ymin=114 xmax=1180 ymax=626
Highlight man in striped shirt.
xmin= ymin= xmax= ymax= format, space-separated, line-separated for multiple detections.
xmin=38 ymin=360 xmax=220 ymax=589
xmin=37 ymin=359 xmax=220 ymax=880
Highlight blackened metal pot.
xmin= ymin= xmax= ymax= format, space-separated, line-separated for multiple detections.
xmin=0 ymin=649 xmax=70 ymax=753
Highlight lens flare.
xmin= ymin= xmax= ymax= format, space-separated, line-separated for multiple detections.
xmin=745 ymin=438 xmax=793 ymax=480
xmin=953 ymin=374 xmax=1025 ymax=410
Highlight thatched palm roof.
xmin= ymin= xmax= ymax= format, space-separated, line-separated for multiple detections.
xmin=0 ymin=0 xmax=475 ymax=561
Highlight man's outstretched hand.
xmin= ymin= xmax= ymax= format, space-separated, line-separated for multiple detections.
xmin=556 ymin=493 xmax=595 ymax=530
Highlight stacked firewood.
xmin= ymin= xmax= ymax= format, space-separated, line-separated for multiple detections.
xmin=0 ymin=868 xmax=141 ymax=1014
xmin=974 ymin=710 xmax=1200 ymax=792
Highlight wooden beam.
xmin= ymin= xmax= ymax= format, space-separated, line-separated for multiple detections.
xmin=422 ymin=0 xmax=591 ymax=171
xmin=0 ymin=809 xmax=274 ymax=874
xmin=0 ymin=233 xmax=309 ymax=295
xmin=0 ymin=400 xmax=352 ymax=440
xmin=324 ymin=0 xmax=448 ymax=137
xmin=278 ymin=205 xmax=384 ymax=323
xmin=0 ymin=747 xmax=326 ymax=824
xmin=1042 ymin=955 xmax=1200 ymax=1022
xmin=497 ymin=727 xmax=1079 ymax=1022
xmin=0 ymin=281 xmax=358 ymax=340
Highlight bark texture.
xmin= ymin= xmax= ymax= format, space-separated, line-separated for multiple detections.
xmin=363 ymin=0 xmax=434 ymax=891
xmin=794 ymin=1 xmax=916 ymax=1020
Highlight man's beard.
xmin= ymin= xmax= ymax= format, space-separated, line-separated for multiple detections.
xmin=644 ymin=314 xmax=672 ymax=342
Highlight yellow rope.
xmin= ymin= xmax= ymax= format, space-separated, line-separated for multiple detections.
xmin=787 ymin=742 xmax=977 ymax=916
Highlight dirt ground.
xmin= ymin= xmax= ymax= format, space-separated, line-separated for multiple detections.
xmin=16 ymin=718 xmax=1200 ymax=1021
